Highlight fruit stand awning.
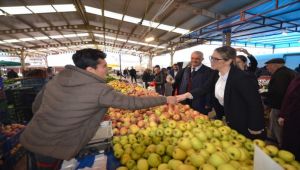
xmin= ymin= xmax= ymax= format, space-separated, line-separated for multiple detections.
xmin=0 ymin=60 xmax=21 ymax=66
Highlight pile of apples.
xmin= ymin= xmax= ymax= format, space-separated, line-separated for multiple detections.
xmin=109 ymin=104 xmax=205 ymax=136
xmin=108 ymin=80 xmax=157 ymax=96
xmin=113 ymin=117 xmax=300 ymax=170
xmin=0 ymin=123 xmax=25 ymax=137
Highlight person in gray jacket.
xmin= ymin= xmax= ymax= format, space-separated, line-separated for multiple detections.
xmin=20 ymin=48 xmax=177 ymax=170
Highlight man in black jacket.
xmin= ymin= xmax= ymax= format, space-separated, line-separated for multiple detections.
xmin=265 ymin=58 xmax=296 ymax=146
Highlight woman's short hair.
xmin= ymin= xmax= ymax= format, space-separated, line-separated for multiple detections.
xmin=214 ymin=46 xmax=237 ymax=61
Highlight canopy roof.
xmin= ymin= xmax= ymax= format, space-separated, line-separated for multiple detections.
xmin=0 ymin=0 xmax=262 ymax=57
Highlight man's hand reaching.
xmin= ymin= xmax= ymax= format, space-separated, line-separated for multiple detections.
xmin=166 ymin=96 xmax=177 ymax=105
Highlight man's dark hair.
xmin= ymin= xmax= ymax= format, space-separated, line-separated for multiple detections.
xmin=72 ymin=48 xmax=107 ymax=69
xmin=154 ymin=65 xmax=160 ymax=69
xmin=236 ymin=55 xmax=247 ymax=63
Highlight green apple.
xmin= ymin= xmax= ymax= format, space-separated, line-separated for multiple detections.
xmin=166 ymin=145 xmax=174 ymax=157
xmin=230 ymin=140 xmax=242 ymax=148
xmin=142 ymin=136 xmax=152 ymax=146
xmin=278 ymin=150 xmax=295 ymax=162
xmin=265 ymin=145 xmax=279 ymax=156
xmin=156 ymin=128 xmax=164 ymax=137
xmin=177 ymin=137 xmax=192 ymax=150
xmin=202 ymin=164 xmax=216 ymax=170
xmin=213 ymin=119 xmax=223 ymax=127
xmin=221 ymin=141 xmax=231 ymax=149
xmin=126 ymin=159 xmax=136 ymax=169
xmin=184 ymin=156 xmax=192 ymax=165
xmin=155 ymin=144 xmax=165 ymax=156
xmin=152 ymin=136 xmax=162 ymax=145
xmin=218 ymin=126 xmax=231 ymax=135
xmin=168 ymin=120 xmax=177 ymax=129
xmin=191 ymin=137 xmax=203 ymax=150
xmin=244 ymin=140 xmax=254 ymax=151
xmin=124 ymin=147 xmax=133 ymax=155
xmin=204 ymin=142 xmax=216 ymax=154
xmin=113 ymin=143 xmax=123 ymax=151
xmin=210 ymin=138 xmax=222 ymax=147
xmin=120 ymin=153 xmax=131 ymax=165
xmin=212 ymin=129 xmax=222 ymax=138
xmin=205 ymin=130 xmax=213 ymax=139
xmin=186 ymin=149 xmax=196 ymax=156
xmin=173 ymin=129 xmax=183 ymax=138
xmin=190 ymin=153 xmax=205 ymax=167
xmin=162 ymin=155 xmax=171 ymax=163
xmin=164 ymin=128 xmax=173 ymax=136
xmin=253 ymin=139 xmax=265 ymax=148
xmin=219 ymin=134 xmax=229 ymax=141
xmin=218 ymin=163 xmax=236 ymax=170
xmin=172 ymin=147 xmax=187 ymax=160
xmin=226 ymin=147 xmax=241 ymax=160
xmin=273 ymin=157 xmax=285 ymax=166
xmin=178 ymin=122 xmax=187 ymax=131
xmin=238 ymin=166 xmax=253 ymax=170
xmin=148 ymin=153 xmax=161 ymax=168
xmin=208 ymin=152 xmax=228 ymax=167
xmin=131 ymin=151 xmax=141 ymax=160
xmin=137 ymin=158 xmax=149 ymax=170
xmin=176 ymin=164 xmax=196 ymax=170
xmin=282 ymin=164 xmax=297 ymax=170
xmin=192 ymin=127 xmax=202 ymax=135
xmin=239 ymin=148 xmax=250 ymax=161
xmin=183 ymin=131 xmax=194 ymax=138
xmin=113 ymin=136 xmax=120 ymax=144
xmin=158 ymin=163 xmax=169 ymax=170
xmin=134 ymin=145 xmax=146 ymax=155
xmin=236 ymin=134 xmax=246 ymax=143
xmin=146 ymin=144 xmax=157 ymax=153
xmin=229 ymin=160 xmax=240 ymax=168
xmin=168 ymin=159 xmax=183 ymax=170
xmin=195 ymin=131 xmax=208 ymax=142
xmin=199 ymin=150 xmax=210 ymax=160
xmin=291 ymin=160 xmax=300 ymax=169
xmin=114 ymin=148 xmax=124 ymax=158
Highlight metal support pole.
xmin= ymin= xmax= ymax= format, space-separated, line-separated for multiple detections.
xmin=148 ymin=54 xmax=153 ymax=68
xmin=19 ymin=50 xmax=26 ymax=72
xmin=222 ymin=29 xmax=232 ymax=46
xmin=170 ymin=48 xmax=175 ymax=66
xmin=119 ymin=52 xmax=122 ymax=72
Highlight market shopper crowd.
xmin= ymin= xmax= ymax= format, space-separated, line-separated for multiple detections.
xmin=20 ymin=46 xmax=300 ymax=170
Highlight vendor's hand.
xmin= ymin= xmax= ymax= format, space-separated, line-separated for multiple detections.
xmin=166 ymin=96 xmax=177 ymax=105
xmin=278 ymin=117 xmax=285 ymax=127
xmin=248 ymin=128 xmax=264 ymax=135
xmin=236 ymin=48 xmax=250 ymax=55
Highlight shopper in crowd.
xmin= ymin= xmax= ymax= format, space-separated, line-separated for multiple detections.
xmin=173 ymin=62 xmax=190 ymax=95
xmin=20 ymin=49 xmax=177 ymax=170
xmin=123 ymin=68 xmax=129 ymax=78
xmin=235 ymin=48 xmax=258 ymax=74
xmin=46 ymin=67 xmax=54 ymax=81
xmin=129 ymin=66 xmax=137 ymax=83
xmin=169 ymin=63 xmax=179 ymax=79
xmin=176 ymin=51 xmax=213 ymax=114
xmin=142 ymin=68 xmax=153 ymax=89
xmin=165 ymin=73 xmax=175 ymax=96
xmin=256 ymin=65 xmax=271 ymax=77
xmin=176 ymin=46 xmax=265 ymax=139
xmin=152 ymin=65 xmax=165 ymax=95
xmin=295 ymin=64 xmax=300 ymax=73
xmin=277 ymin=75 xmax=300 ymax=161
xmin=264 ymin=58 xmax=296 ymax=146
xmin=7 ymin=69 xmax=18 ymax=79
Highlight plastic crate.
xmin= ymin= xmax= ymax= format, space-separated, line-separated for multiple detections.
xmin=2 ymin=129 xmax=24 ymax=156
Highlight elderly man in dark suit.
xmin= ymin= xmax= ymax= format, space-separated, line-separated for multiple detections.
xmin=176 ymin=51 xmax=213 ymax=114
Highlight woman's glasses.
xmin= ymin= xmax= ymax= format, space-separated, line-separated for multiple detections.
xmin=209 ymin=56 xmax=224 ymax=62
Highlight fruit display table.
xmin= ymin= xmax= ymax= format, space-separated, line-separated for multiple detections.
xmin=105 ymin=80 xmax=300 ymax=170
xmin=0 ymin=123 xmax=26 ymax=169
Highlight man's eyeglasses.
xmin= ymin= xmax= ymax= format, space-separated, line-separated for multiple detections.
xmin=210 ymin=56 xmax=224 ymax=62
